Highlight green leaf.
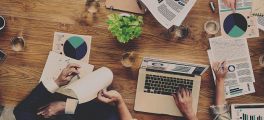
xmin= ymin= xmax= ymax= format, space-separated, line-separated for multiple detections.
xmin=138 ymin=16 xmax=144 ymax=24
xmin=117 ymin=35 xmax=126 ymax=43
xmin=129 ymin=21 xmax=140 ymax=26
xmin=108 ymin=14 xmax=121 ymax=20
xmin=135 ymin=30 xmax=141 ymax=38
xmin=126 ymin=27 xmax=134 ymax=34
xmin=105 ymin=20 xmax=114 ymax=25
xmin=123 ymin=17 xmax=130 ymax=25
xmin=129 ymin=14 xmax=137 ymax=21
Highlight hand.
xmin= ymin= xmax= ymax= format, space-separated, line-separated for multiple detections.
xmin=222 ymin=0 xmax=237 ymax=13
xmin=172 ymin=87 xmax=198 ymax=120
xmin=37 ymin=101 xmax=66 ymax=119
xmin=55 ymin=63 xmax=81 ymax=87
xmin=97 ymin=90 xmax=122 ymax=104
xmin=213 ymin=60 xmax=228 ymax=82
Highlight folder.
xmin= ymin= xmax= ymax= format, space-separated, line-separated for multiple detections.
xmin=105 ymin=0 xmax=147 ymax=14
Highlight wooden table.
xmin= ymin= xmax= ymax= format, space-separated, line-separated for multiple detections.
xmin=0 ymin=0 xmax=264 ymax=119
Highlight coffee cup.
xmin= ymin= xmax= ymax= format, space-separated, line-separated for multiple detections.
xmin=0 ymin=15 xmax=5 ymax=30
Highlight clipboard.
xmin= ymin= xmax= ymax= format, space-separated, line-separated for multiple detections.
xmin=105 ymin=0 xmax=147 ymax=14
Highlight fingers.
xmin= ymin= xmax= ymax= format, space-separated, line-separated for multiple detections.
xmin=38 ymin=103 xmax=49 ymax=111
xmin=181 ymin=86 xmax=186 ymax=98
xmin=189 ymin=90 xmax=193 ymax=99
xmin=102 ymin=89 xmax=111 ymax=98
xmin=185 ymin=87 xmax=189 ymax=97
xmin=223 ymin=61 xmax=228 ymax=73
xmin=66 ymin=68 xmax=80 ymax=75
xmin=171 ymin=93 xmax=179 ymax=105
xmin=176 ymin=89 xmax=182 ymax=101
xmin=235 ymin=0 xmax=237 ymax=9
xmin=98 ymin=90 xmax=111 ymax=103
xmin=67 ymin=63 xmax=81 ymax=69
xmin=230 ymin=1 xmax=236 ymax=13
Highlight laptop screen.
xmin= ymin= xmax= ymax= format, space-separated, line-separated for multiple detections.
xmin=140 ymin=58 xmax=208 ymax=75
xmin=232 ymin=104 xmax=264 ymax=120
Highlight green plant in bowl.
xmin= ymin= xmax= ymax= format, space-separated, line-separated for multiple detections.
xmin=106 ymin=14 xmax=144 ymax=43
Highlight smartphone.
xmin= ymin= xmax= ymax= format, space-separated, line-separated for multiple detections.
xmin=0 ymin=50 xmax=6 ymax=65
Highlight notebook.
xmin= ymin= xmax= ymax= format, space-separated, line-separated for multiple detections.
xmin=251 ymin=0 xmax=264 ymax=16
xmin=105 ymin=0 xmax=147 ymax=14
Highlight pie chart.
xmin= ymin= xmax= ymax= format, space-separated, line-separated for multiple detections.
xmin=63 ymin=36 xmax=87 ymax=60
xmin=223 ymin=13 xmax=247 ymax=37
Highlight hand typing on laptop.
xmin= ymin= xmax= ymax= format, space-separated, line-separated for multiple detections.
xmin=171 ymin=87 xmax=198 ymax=120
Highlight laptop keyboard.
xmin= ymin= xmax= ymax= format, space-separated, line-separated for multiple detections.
xmin=144 ymin=74 xmax=193 ymax=95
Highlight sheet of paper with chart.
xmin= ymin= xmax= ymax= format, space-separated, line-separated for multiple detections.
xmin=218 ymin=0 xmax=259 ymax=40
xmin=52 ymin=32 xmax=92 ymax=63
xmin=208 ymin=37 xmax=255 ymax=98
xmin=141 ymin=0 xmax=196 ymax=29
xmin=39 ymin=51 xmax=94 ymax=98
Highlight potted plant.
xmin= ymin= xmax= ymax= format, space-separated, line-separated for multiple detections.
xmin=106 ymin=14 xmax=144 ymax=43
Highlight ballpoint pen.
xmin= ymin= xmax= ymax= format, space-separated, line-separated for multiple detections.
xmin=75 ymin=67 xmax=81 ymax=79
xmin=136 ymin=0 xmax=142 ymax=10
xmin=217 ymin=61 xmax=225 ymax=74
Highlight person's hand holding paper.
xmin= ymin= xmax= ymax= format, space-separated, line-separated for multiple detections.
xmin=66 ymin=67 xmax=113 ymax=104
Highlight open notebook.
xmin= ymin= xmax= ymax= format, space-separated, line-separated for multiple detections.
xmin=251 ymin=0 xmax=264 ymax=16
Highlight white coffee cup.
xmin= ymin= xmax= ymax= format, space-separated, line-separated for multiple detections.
xmin=0 ymin=15 xmax=5 ymax=30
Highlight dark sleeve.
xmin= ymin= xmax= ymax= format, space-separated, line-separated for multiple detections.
xmin=73 ymin=101 xmax=120 ymax=120
xmin=13 ymin=82 xmax=53 ymax=120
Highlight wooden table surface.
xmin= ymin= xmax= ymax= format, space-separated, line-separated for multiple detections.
xmin=0 ymin=0 xmax=264 ymax=120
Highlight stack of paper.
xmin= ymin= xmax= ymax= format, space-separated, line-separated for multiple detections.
xmin=207 ymin=36 xmax=255 ymax=99
xmin=141 ymin=0 xmax=196 ymax=29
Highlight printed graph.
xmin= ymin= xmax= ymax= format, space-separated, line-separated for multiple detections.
xmin=223 ymin=13 xmax=248 ymax=38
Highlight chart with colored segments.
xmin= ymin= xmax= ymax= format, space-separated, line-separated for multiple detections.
xmin=219 ymin=9 xmax=259 ymax=40
xmin=52 ymin=32 xmax=92 ymax=63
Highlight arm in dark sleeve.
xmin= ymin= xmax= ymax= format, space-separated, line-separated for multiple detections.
xmin=13 ymin=82 xmax=53 ymax=120
xmin=73 ymin=100 xmax=119 ymax=120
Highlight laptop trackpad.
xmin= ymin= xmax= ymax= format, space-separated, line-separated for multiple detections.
xmin=156 ymin=98 xmax=176 ymax=114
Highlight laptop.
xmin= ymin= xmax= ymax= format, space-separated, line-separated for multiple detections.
xmin=134 ymin=57 xmax=209 ymax=116
xmin=231 ymin=104 xmax=264 ymax=120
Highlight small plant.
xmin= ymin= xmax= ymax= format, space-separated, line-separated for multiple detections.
xmin=106 ymin=14 xmax=144 ymax=43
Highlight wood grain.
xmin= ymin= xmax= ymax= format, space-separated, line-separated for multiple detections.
xmin=0 ymin=0 xmax=264 ymax=120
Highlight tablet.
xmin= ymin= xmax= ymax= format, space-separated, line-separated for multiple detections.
xmin=231 ymin=104 xmax=264 ymax=120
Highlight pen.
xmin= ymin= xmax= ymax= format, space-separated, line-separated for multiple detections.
xmin=75 ymin=67 xmax=80 ymax=79
xmin=217 ymin=61 xmax=225 ymax=74
xmin=136 ymin=0 xmax=142 ymax=10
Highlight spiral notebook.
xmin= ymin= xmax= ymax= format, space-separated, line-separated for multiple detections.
xmin=251 ymin=0 xmax=264 ymax=16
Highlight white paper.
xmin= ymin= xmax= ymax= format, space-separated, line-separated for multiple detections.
xmin=52 ymin=32 xmax=92 ymax=63
xmin=66 ymin=67 xmax=113 ymax=104
xmin=258 ymin=16 xmax=264 ymax=31
xmin=207 ymin=37 xmax=256 ymax=98
xmin=174 ymin=0 xmax=195 ymax=26
xmin=218 ymin=0 xmax=259 ymax=40
xmin=40 ymin=51 xmax=94 ymax=98
xmin=142 ymin=0 xmax=195 ymax=29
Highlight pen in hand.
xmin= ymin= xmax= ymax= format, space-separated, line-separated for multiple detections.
xmin=217 ymin=61 xmax=226 ymax=74
xmin=74 ymin=67 xmax=81 ymax=79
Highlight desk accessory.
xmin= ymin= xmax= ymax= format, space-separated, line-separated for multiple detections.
xmin=251 ymin=0 xmax=264 ymax=16
xmin=0 ymin=15 xmax=5 ymax=30
xmin=121 ymin=52 xmax=135 ymax=67
xmin=204 ymin=20 xmax=220 ymax=34
xmin=136 ymin=0 xmax=142 ymax=10
xmin=10 ymin=37 xmax=26 ymax=51
xmin=0 ymin=50 xmax=7 ymax=66
xmin=259 ymin=54 xmax=264 ymax=66
xmin=86 ymin=0 xmax=100 ymax=13
xmin=231 ymin=104 xmax=264 ymax=120
xmin=174 ymin=24 xmax=189 ymax=38
xmin=105 ymin=0 xmax=146 ymax=14
xmin=106 ymin=14 xmax=143 ymax=43
xmin=209 ymin=1 xmax=215 ymax=13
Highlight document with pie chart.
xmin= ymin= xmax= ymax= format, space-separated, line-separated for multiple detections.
xmin=52 ymin=32 xmax=92 ymax=63
xmin=218 ymin=0 xmax=259 ymax=40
